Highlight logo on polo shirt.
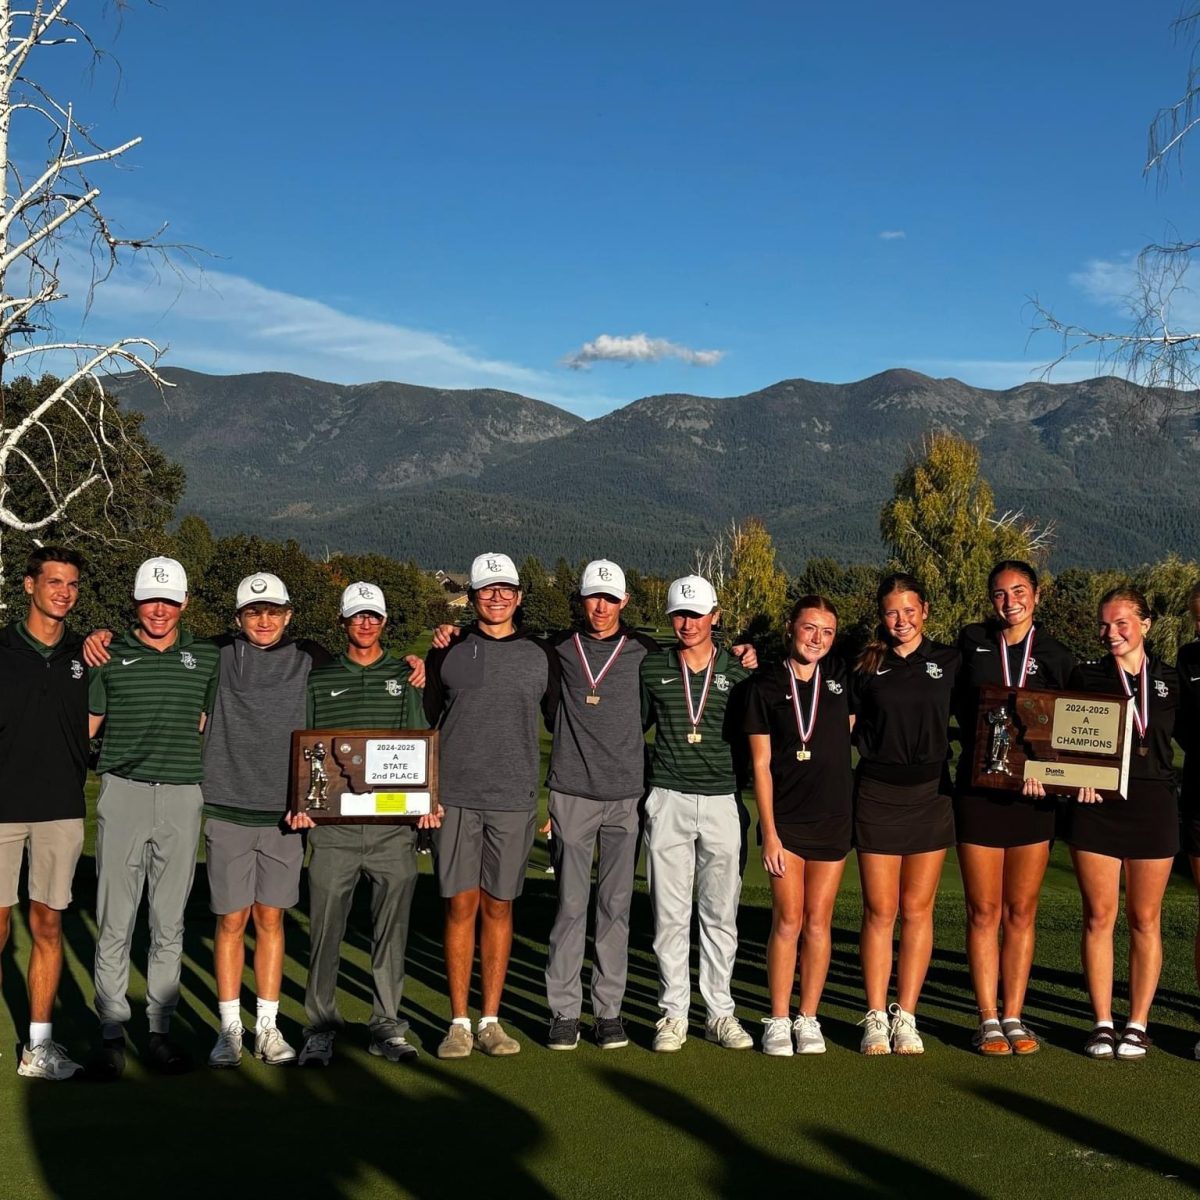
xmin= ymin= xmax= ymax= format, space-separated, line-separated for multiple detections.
xmin=1027 ymin=659 xmax=1039 ymax=676
xmin=713 ymin=673 xmax=731 ymax=693
xmin=180 ymin=651 xmax=197 ymax=670
xmin=71 ymin=659 xmax=83 ymax=680
xmin=925 ymin=662 xmax=943 ymax=680
xmin=826 ymin=679 xmax=843 ymax=695
xmin=1155 ymin=678 xmax=1169 ymax=698
xmin=385 ymin=679 xmax=403 ymax=696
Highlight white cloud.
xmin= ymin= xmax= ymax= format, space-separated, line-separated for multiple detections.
xmin=878 ymin=230 xmax=907 ymax=241
xmin=1071 ymin=255 xmax=1200 ymax=327
xmin=562 ymin=332 xmax=724 ymax=371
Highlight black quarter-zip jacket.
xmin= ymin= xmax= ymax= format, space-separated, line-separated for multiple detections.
xmin=0 ymin=621 xmax=89 ymax=821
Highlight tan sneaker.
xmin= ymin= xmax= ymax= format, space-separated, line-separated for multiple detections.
xmin=474 ymin=1021 xmax=521 ymax=1057
xmin=437 ymin=1023 xmax=474 ymax=1060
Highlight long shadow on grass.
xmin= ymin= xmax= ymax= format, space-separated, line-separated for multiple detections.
xmin=968 ymin=1084 xmax=1200 ymax=1190
xmin=27 ymin=1052 xmax=552 ymax=1200
xmin=597 ymin=1066 xmax=984 ymax=1198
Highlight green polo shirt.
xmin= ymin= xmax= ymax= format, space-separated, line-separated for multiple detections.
xmin=17 ymin=620 xmax=58 ymax=658
xmin=640 ymin=645 xmax=751 ymax=795
xmin=89 ymin=628 xmax=220 ymax=784
xmin=307 ymin=652 xmax=427 ymax=729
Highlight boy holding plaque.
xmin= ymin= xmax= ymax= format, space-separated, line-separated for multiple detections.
xmin=639 ymin=575 xmax=754 ymax=1053
xmin=289 ymin=581 xmax=437 ymax=1067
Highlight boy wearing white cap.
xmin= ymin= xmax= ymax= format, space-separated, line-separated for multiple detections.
xmin=202 ymin=573 xmax=330 ymax=1069
xmin=640 ymin=575 xmax=754 ymax=1053
xmin=290 ymin=582 xmax=437 ymax=1067
xmin=424 ymin=553 xmax=559 ymax=1059
xmin=86 ymin=556 xmax=220 ymax=1077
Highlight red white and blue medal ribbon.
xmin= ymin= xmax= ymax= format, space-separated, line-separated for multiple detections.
xmin=788 ymin=662 xmax=820 ymax=760
xmin=573 ymin=633 xmax=626 ymax=704
xmin=681 ymin=651 xmax=716 ymax=743
xmin=1118 ymin=655 xmax=1150 ymax=744
xmin=998 ymin=628 xmax=1035 ymax=687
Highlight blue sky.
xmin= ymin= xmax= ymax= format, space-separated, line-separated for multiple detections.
xmin=22 ymin=0 xmax=1200 ymax=414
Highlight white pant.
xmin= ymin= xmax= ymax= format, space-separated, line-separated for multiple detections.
xmin=643 ymin=787 xmax=742 ymax=1020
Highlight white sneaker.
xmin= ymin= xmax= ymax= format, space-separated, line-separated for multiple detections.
xmin=254 ymin=1019 xmax=297 ymax=1066
xmin=705 ymin=1014 xmax=753 ymax=1050
xmin=889 ymin=1003 xmax=924 ymax=1055
xmin=653 ymin=1016 xmax=688 ymax=1053
xmin=858 ymin=1009 xmax=891 ymax=1055
xmin=793 ymin=1014 xmax=827 ymax=1055
xmin=17 ymin=1041 xmax=82 ymax=1081
xmin=299 ymin=1030 xmax=335 ymax=1067
xmin=207 ymin=1025 xmax=244 ymax=1069
xmin=761 ymin=1016 xmax=794 ymax=1057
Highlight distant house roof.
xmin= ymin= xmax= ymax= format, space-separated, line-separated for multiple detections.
xmin=435 ymin=570 xmax=470 ymax=591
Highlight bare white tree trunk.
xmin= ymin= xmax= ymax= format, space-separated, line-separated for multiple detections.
xmin=0 ymin=0 xmax=174 ymax=605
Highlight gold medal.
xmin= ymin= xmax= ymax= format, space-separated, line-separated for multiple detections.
xmin=795 ymin=748 xmax=811 ymax=762
xmin=687 ymin=730 xmax=703 ymax=745
xmin=573 ymin=632 xmax=625 ymax=711
xmin=586 ymin=692 xmax=600 ymax=705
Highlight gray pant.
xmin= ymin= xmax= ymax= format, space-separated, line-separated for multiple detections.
xmin=545 ymin=791 xmax=640 ymax=1020
xmin=643 ymin=788 xmax=743 ymax=1021
xmin=93 ymin=775 xmax=204 ymax=1028
xmin=304 ymin=824 xmax=418 ymax=1038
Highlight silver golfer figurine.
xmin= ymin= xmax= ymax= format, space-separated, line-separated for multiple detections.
xmin=304 ymin=741 xmax=330 ymax=811
xmin=985 ymin=707 xmax=1013 ymax=776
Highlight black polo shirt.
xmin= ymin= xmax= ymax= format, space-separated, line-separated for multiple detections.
xmin=1069 ymin=655 xmax=1179 ymax=785
xmin=744 ymin=658 xmax=852 ymax=822
xmin=954 ymin=622 xmax=1077 ymax=791
xmin=850 ymin=637 xmax=960 ymax=784
xmin=0 ymin=621 xmax=89 ymax=822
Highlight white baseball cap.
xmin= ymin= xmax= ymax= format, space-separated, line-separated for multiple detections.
xmin=236 ymin=572 xmax=290 ymax=610
xmin=580 ymin=559 xmax=627 ymax=598
xmin=340 ymin=581 xmax=387 ymax=618
xmin=469 ymin=552 xmax=520 ymax=590
xmin=133 ymin=556 xmax=188 ymax=604
xmin=666 ymin=574 xmax=718 ymax=615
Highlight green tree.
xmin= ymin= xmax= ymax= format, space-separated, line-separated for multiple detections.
xmin=880 ymin=433 xmax=1050 ymax=641
xmin=1134 ymin=554 xmax=1200 ymax=663
xmin=719 ymin=518 xmax=789 ymax=642
xmin=0 ymin=375 xmax=185 ymax=633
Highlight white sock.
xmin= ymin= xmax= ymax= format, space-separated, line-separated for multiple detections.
xmin=256 ymin=998 xmax=279 ymax=1028
xmin=1094 ymin=1019 xmax=1114 ymax=1029
xmin=451 ymin=1016 xmax=472 ymax=1030
xmin=218 ymin=999 xmax=241 ymax=1030
xmin=29 ymin=1022 xmax=52 ymax=1048
xmin=1126 ymin=1020 xmax=1146 ymax=1033
xmin=149 ymin=1015 xmax=170 ymax=1036
xmin=478 ymin=1015 xmax=498 ymax=1029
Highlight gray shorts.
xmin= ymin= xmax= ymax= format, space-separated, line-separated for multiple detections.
xmin=0 ymin=819 xmax=85 ymax=910
xmin=434 ymin=806 xmax=538 ymax=901
xmin=205 ymin=817 xmax=304 ymax=914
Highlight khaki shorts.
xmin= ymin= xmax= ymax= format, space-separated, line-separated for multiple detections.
xmin=0 ymin=819 xmax=86 ymax=910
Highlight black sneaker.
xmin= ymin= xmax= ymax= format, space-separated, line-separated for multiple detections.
xmin=85 ymin=1035 xmax=127 ymax=1082
xmin=147 ymin=1033 xmax=194 ymax=1076
xmin=595 ymin=1017 xmax=629 ymax=1050
xmin=547 ymin=1014 xmax=580 ymax=1050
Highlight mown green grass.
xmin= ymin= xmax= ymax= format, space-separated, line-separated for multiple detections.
xmin=2 ymin=695 xmax=1199 ymax=1199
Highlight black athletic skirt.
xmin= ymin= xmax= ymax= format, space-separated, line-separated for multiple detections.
xmin=954 ymin=789 xmax=1056 ymax=849
xmin=853 ymin=776 xmax=955 ymax=855
xmin=1061 ymin=780 xmax=1180 ymax=860
xmin=776 ymin=814 xmax=852 ymax=862
xmin=1182 ymin=763 xmax=1200 ymax=857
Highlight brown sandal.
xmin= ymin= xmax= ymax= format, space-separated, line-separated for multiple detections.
xmin=972 ymin=1022 xmax=1012 ymax=1056
xmin=1001 ymin=1019 xmax=1040 ymax=1055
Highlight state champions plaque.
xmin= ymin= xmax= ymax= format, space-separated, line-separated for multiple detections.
xmin=970 ymin=684 xmax=1135 ymax=800
xmin=289 ymin=729 xmax=439 ymax=824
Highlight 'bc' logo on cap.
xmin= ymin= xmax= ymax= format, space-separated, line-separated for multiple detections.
xmin=598 ymin=566 xmax=611 ymax=580
xmin=487 ymin=558 xmax=501 ymax=572
xmin=357 ymin=585 xmax=373 ymax=598
xmin=681 ymin=584 xmax=695 ymax=598
xmin=153 ymin=567 xmax=169 ymax=583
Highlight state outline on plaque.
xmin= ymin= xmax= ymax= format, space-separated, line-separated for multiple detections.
xmin=970 ymin=684 xmax=1134 ymax=801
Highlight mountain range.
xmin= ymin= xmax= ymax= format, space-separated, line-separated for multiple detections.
xmin=110 ymin=367 xmax=1200 ymax=572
